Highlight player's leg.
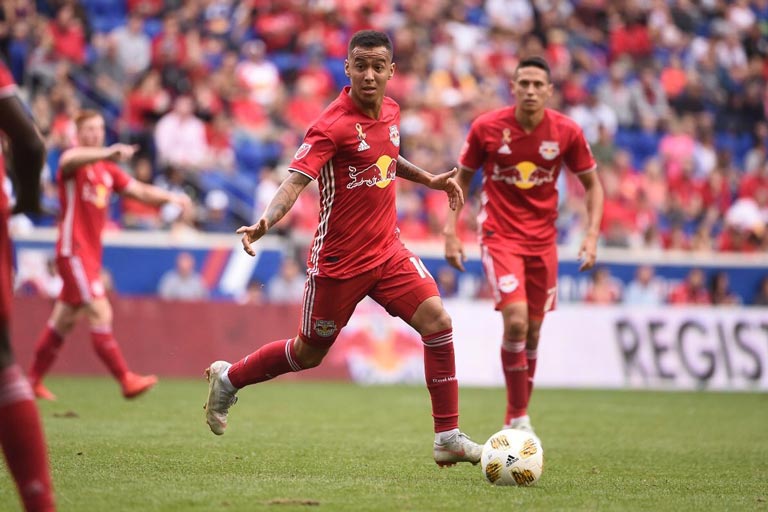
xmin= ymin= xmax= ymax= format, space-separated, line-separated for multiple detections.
xmin=85 ymin=296 xmax=157 ymax=398
xmin=0 ymin=213 xmax=55 ymax=511
xmin=523 ymin=246 xmax=559 ymax=402
xmin=27 ymin=300 xmax=80 ymax=400
xmin=373 ymin=249 xmax=481 ymax=466
xmin=28 ymin=255 xmax=92 ymax=400
xmin=480 ymin=243 xmax=531 ymax=429
xmin=204 ymin=271 xmax=371 ymax=435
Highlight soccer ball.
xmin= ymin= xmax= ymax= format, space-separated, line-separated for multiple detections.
xmin=481 ymin=429 xmax=544 ymax=486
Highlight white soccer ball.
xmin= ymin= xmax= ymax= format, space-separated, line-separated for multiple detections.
xmin=481 ymin=429 xmax=544 ymax=486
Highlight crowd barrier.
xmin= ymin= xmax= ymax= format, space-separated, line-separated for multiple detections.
xmin=11 ymin=296 xmax=767 ymax=392
xmin=13 ymin=229 xmax=768 ymax=304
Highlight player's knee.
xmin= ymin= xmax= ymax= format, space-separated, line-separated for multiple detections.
xmin=294 ymin=338 xmax=329 ymax=369
xmin=505 ymin=319 xmax=528 ymax=340
xmin=421 ymin=308 xmax=452 ymax=335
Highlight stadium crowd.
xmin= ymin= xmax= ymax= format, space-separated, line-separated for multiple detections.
xmin=2 ymin=0 xmax=767 ymax=252
xmin=3 ymin=1 xmax=768 ymax=306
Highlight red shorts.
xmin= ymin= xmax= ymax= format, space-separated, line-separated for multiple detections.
xmin=0 ymin=209 xmax=12 ymax=325
xmin=480 ymin=241 xmax=558 ymax=319
xmin=56 ymin=256 xmax=105 ymax=306
xmin=298 ymin=243 xmax=439 ymax=348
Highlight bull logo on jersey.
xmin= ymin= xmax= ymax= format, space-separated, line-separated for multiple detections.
xmin=389 ymin=125 xmax=400 ymax=147
xmin=347 ymin=155 xmax=396 ymax=189
xmin=356 ymin=123 xmax=370 ymax=152
xmin=538 ymin=140 xmax=559 ymax=160
xmin=82 ymin=183 xmax=109 ymax=208
xmin=498 ymin=128 xmax=512 ymax=154
xmin=491 ymin=162 xmax=556 ymax=190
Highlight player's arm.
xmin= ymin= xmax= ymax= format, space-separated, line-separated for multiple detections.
xmin=122 ymin=180 xmax=190 ymax=209
xmin=396 ymin=156 xmax=464 ymax=210
xmin=237 ymin=171 xmax=312 ymax=257
xmin=0 ymin=95 xmax=46 ymax=214
xmin=443 ymin=165 xmax=475 ymax=272
xmin=59 ymin=143 xmax=137 ymax=177
xmin=576 ymin=169 xmax=604 ymax=272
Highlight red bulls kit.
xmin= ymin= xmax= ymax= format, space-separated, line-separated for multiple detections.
xmin=459 ymin=106 xmax=595 ymax=254
xmin=288 ymin=86 xmax=402 ymax=279
xmin=56 ymin=160 xmax=132 ymax=304
xmin=288 ymin=86 xmax=437 ymax=346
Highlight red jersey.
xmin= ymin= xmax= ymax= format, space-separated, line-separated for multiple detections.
xmin=459 ymin=106 xmax=595 ymax=254
xmin=288 ymin=86 xmax=402 ymax=278
xmin=56 ymin=160 xmax=132 ymax=267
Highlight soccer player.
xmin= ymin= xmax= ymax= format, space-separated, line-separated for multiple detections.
xmin=0 ymin=62 xmax=56 ymax=511
xmin=203 ymin=30 xmax=482 ymax=467
xmin=444 ymin=57 xmax=604 ymax=434
xmin=27 ymin=110 xmax=189 ymax=401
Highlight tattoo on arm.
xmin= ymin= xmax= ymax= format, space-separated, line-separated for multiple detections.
xmin=396 ymin=156 xmax=429 ymax=185
xmin=264 ymin=172 xmax=311 ymax=228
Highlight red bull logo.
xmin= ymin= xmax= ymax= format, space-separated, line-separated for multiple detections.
xmin=347 ymin=155 xmax=397 ymax=189
xmin=491 ymin=161 xmax=556 ymax=190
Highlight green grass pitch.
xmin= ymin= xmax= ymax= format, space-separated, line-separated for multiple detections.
xmin=1 ymin=378 xmax=766 ymax=511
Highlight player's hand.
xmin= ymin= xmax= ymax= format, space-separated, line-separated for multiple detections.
xmin=108 ymin=143 xmax=138 ymax=162
xmin=236 ymin=218 xmax=269 ymax=257
xmin=578 ymin=234 xmax=598 ymax=272
xmin=444 ymin=233 xmax=466 ymax=272
xmin=430 ymin=168 xmax=464 ymax=211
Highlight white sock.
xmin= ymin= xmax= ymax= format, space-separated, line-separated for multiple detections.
xmin=220 ymin=367 xmax=236 ymax=393
xmin=435 ymin=428 xmax=460 ymax=444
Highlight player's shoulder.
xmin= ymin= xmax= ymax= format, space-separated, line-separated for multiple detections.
xmin=382 ymin=95 xmax=400 ymax=113
xmin=309 ymin=97 xmax=349 ymax=137
xmin=546 ymin=108 xmax=583 ymax=133
xmin=472 ymin=106 xmax=514 ymax=128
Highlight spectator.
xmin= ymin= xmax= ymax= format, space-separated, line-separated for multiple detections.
xmin=235 ymin=39 xmax=282 ymax=109
xmin=584 ymin=267 xmax=622 ymax=304
xmin=623 ymin=265 xmax=664 ymax=306
xmin=119 ymin=155 xmax=159 ymax=230
xmin=154 ymin=95 xmax=209 ymax=172
xmin=752 ymin=276 xmax=768 ymax=306
xmin=266 ymin=257 xmax=305 ymax=305
xmin=110 ymin=12 xmax=151 ymax=80
xmin=708 ymin=271 xmax=741 ymax=305
xmin=237 ymin=279 xmax=266 ymax=306
xmin=668 ymin=268 xmax=711 ymax=305
xmin=158 ymin=252 xmax=209 ymax=301
xmin=199 ymin=189 xmax=238 ymax=233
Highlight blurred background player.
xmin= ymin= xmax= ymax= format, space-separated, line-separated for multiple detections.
xmin=27 ymin=110 xmax=189 ymax=401
xmin=204 ymin=30 xmax=482 ymax=467
xmin=444 ymin=57 xmax=604 ymax=435
xmin=0 ymin=61 xmax=56 ymax=511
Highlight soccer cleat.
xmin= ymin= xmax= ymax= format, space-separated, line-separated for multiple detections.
xmin=121 ymin=372 xmax=158 ymax=399
xmin=203 ymin=361 xmax=238 ymax=435
xmin=433 ymin=431 xmax=483 ymax=467
xmin=505 ymin=415 xmax=536 ymax=436
xmin=32 ymin=382 xmax=57 ymax=401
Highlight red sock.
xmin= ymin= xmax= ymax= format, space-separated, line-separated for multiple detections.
xmin=28 ymin=325 xmax=64 ymax=385
xmin=526 ymin=349 xmax=538 ymax=399
xmin=422 ymin=329 xmax=459 ymax=433
xmin=501 ymin=339 xmax=529 ymax=424
xmin=90 ymin=328 xmax=129 ymax=381
xmin=227 ymin=339 xmax=302 ymax=388
xmin=0 ymin=365 xmax=55 ymax=512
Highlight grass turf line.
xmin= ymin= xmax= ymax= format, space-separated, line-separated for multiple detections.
xmin=0 ymin=377 xmax=766 ymax=511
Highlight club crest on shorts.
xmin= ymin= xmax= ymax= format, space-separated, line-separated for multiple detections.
xmin=314 ymin=319 xmax=337 ymax=338
xmin=498 ymin=273 xmax=519 ymax=293
xmin=538 ymin=141 xmax=559 ymax=160
xmin=389 ymin=125 xmax=400 ymax=147
xmin=294 ymin=143 xmax=312 ymax=160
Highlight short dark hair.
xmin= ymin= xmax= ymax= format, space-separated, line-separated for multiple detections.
xmin=515 ymin=56 xmax=551 ymax=81
xmin=348 ymin=30 xmax=393 ymax=57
